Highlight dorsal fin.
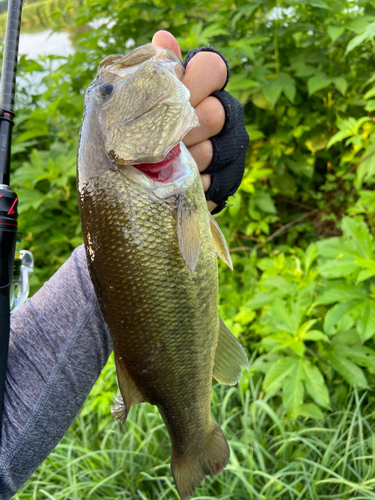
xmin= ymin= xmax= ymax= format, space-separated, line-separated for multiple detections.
xmin=213 ymin=318 xmax=248 ymax=385
xmin=209 ymin=213 xmax=233 ymax=270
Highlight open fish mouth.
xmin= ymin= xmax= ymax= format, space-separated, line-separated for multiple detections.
xmin=118 ymin=142 xmax=196 ymax=199
xmin=133 ymin=144 xmax=181 ymax=183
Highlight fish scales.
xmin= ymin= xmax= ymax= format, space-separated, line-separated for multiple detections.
xmin=78 ymin=43 xmax=248 ymax=499
xmin=82 ymin=172 xmax=218 ymax=450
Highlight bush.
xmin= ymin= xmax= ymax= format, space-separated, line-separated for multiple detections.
xmin=7 ymin=0 xmax=375 ymax=496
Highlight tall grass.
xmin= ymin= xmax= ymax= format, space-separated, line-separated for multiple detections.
xmin=13 ymin=357 xmax=375 ymax=499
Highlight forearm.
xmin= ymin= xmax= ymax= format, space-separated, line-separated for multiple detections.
xmin=0 ymin=245 xmax=112 ymax=499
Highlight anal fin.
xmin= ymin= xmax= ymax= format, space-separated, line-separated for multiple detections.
xmin=213 ymin=317 xmax=249 ymax=386
xmin=111 ymin=354 xmax=147 ymax=424
xmin=177 ymin=196 xmax=201 ymax=274
xmin=209 ymin=213 xmax=233 ymax=270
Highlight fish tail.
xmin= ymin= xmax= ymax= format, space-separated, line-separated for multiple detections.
xmin=171 ymin=422 xmax=230 ymax=500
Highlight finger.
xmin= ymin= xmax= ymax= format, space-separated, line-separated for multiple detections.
xmin=201 ymin=173 xmax=211 ymax=192
xmin=207 ymin=200 xmax=218 ymax=212
xmin=183 ymin=96 xmax=225 ymax=148
xmin=188 ymin=140 xmax=213 ymax=172
xmin=182 ymin=51 xmax=227 ymax=107
xmin=152 ymin=31 xmax=182 ymax=59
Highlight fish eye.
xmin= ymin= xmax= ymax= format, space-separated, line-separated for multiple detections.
xmin=98 ymin=83 xmax=114 ymax=96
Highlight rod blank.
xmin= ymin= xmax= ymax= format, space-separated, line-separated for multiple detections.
xmin=0 ymin=0 xmax=23 ymax=113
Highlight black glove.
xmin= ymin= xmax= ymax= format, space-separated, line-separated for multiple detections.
xmin=183 ymin=47 xmax=249 ymax=214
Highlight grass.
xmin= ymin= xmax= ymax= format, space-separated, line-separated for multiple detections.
xmin=13 ymin=357 xmax=375 ymax=499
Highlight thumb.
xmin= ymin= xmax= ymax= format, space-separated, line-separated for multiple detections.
xmin=152 ymin=31 xmax=182 ymax=60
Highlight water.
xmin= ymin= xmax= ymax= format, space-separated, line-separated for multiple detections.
xmin=18 ymin=29 xmax=73 ymax=58
xmin=13 ymin=30 xmax=73 ymax=97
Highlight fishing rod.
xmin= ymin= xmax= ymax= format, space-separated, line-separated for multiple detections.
xmin=0 ymin=0 xmax=23 ymax=439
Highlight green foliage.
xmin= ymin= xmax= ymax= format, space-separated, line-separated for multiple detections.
xmin=14 ymin=378 xmax=375 ymax=499
xmin=0 ymin=0 xmax=83 ymax=35
xmin=219 ymin=217 xmax=375 ymax=418
xmin=7 ymin=0 xmax=375 ymax=495
xmin=10 ymin=0 xmax=375 ymax=286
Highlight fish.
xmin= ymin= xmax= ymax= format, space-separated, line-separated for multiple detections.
xmin=77 ymin=43 xmax=248 ymax=500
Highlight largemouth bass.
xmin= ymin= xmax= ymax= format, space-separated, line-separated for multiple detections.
xmin=77 ymin=43 xmax=248 ymax=500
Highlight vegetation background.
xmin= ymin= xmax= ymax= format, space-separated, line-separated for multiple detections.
xmin=5 ymin=0 xmax=375 ymax=498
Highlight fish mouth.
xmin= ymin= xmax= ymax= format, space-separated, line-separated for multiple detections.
xmin=133 ymin=144 xmax=181 ymax=183
xmin=118 ymin=142 xmax=196 ymax=200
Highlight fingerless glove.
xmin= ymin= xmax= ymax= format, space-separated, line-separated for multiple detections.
xmin=183 ymin=47 xmax=249 ymax=214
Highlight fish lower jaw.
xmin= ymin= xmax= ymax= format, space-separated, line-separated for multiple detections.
xmin=134 ymin=144 xmax=182 ymax=182
xmin=119 ymin=142 xmax=197 ymax=199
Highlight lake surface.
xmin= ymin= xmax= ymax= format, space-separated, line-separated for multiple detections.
xmin=18 ymin=29 xmax=73 ymax=58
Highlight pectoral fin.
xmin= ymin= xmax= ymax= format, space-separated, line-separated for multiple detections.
xmin=209 ymin=213 xmax=233 ymax=270
xmin=213 ymin=318 xmax=249 ymax=386
xmin=111 ymin=354 xmax=147 ymax=424
xmin=177 ymin=196 xmax=201 ymax=274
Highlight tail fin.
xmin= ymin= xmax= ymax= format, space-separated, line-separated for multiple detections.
xmin=171 ymin=422 xmax=230 ymax=500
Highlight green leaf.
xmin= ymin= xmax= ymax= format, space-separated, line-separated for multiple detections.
xmin=269 ymin=298 xmax=296 ymax=334
xmin=308 ymin=0 xmax=330 ymax=9
xmin=327 ymin=25 xmax=345 ymax=42
xmin=332 ymin=329 xmax=361 ymax=345
xmin=303 ymin=330 xmax=329 ymax=341
xmin=16 ymin=123 xmax=49 ymax=143
xmin=307 ymin=74 xmax=330 ymax=95
xmin=346 ymin=21 xmax=375 ymax=54
xmin=364 ymin=86 xmax=375 ymax=100
xmin=298 ymin=319 xmax=317 ymax=337
xmin=334 ymin=345 xmax=375 ymax=369
xmin=299 ymin=403 xmax=324 ymax=420
xmin=245 ymin=292 xmax=272 ymax=310
xmin=318 ymin=260 xmax=360 ymax=278
xmin=341 ymin=216 xmax=373 ymax=259
xmin=262 ymin=332 xmax=305 ymax=356
xmin=263 ymin=357 xmax=298 ymax=392
xmin=283 ymin=360 xmax=304 ymax=418
xmin=316 ymin=236 xmax=361 ymax=259
xmin=305 ymin=133 xmax=328 ymax=154
xmin=295 ymin=65 xmax=317 ymax=78
xmin=329 ymin=353 xmax=368 ymax=388
xmin=302 ymin=359 xmax=330 ymax=408
xmin=278 ymin=72 xmax=296 ymax=102
xmin=347 ymin=17 xmax=374 ymax=34
xmin=305 ymin=243 xmax=318 ymax=273
xmin=332 ymin=77 xmax=348 ymax=96
xmin=355 ymin=300 xmax=375 ymax=342
xmin=245 ymin=125 xmax=265 ymax=141
xmin=317 ymin=285 xmax=367 ymax=305
xmin=326 ymin=129 xmax=352 ymax=149
xmin=17 ymin=189 xmax=46 ymax=212
xmin=178 ymin=22 xmax=229 ymax=50
xmin=254 ymin=192 xmax=277 ymax=214
xmin=228 ymin=194 xmax=242 ymax=218
xmin=263 ymin=81 xmax=283 ymax=108
xmin=324 ymin=300 xmax=361 ymax=334
xmin=357 ymin=268 xmax=375 ymax=283
xmin=251 ymin=90 xmax=273 ymax=110
xmin=356 ymin=143 xmax=375 ymax=186
xmin=365 ymin=100 xmax=375 ymax=112
xmin=250 ymin=353 xmax=280 ymax=374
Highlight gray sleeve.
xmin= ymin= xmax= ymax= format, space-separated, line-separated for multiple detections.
xmin=0 ymin=244 xmax=112 ymax=500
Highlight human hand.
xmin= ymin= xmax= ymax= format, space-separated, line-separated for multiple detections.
xmin=152 ymin=31 xmax=249 ymax=214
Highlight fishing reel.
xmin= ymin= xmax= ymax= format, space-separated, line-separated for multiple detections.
xmin=0 ymin=184 xmax=33 ymax=314
xmin=10 ymin=233 xmax=33 ymax=313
